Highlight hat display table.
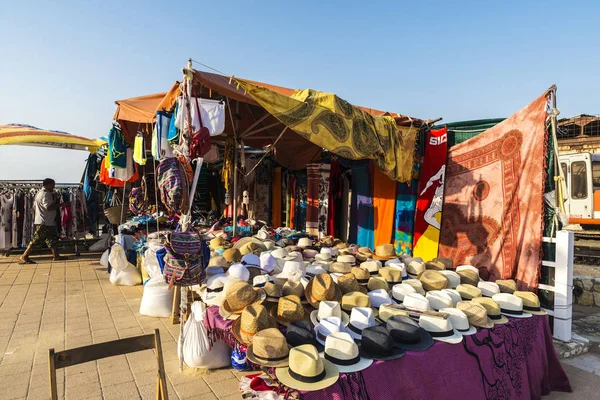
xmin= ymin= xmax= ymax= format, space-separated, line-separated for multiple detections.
xmin=203 ymin=306 xmax=570 ymax=400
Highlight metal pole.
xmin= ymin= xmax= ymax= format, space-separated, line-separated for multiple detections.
xmin=226 ymin=97 xmax=238 ymax=237
xmin=549 ymin=89 xmax=565 ymax=214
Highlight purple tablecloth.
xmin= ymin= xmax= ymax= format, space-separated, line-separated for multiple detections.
xmin=204 ymin=307 xmax=571 ymax=400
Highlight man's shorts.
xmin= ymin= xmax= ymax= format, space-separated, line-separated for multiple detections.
xmin=29 ymin=225 xmax=58 ymax=249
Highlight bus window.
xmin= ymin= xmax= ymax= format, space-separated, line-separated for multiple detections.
xmin=571 ymin=161 xmax=588 ymax=199
xmin=561 ymin=163 xmax=568 ymax=187
xmin=593 ymin=161 xmax=600 ymax=188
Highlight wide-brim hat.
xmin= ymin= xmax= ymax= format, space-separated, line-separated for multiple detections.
xmin=310 ymin=300 xmax=350 ymax=327
xmin=418 ymin=270 xmax=449 ymax=292
xmin=513 ymin=291 xmax=547 ymax=315
xmin=386 ymin=315 xmax=434 ymax=351
xmin=209 ymin=236 xmax=232 ymax=250
xmin=492 ymin=293 xmax=532 ymax=318
xmin=419 ymin=315 xmax=463 ymax=344
xmin=246 ymin=329 xmax=291 ymax=368
xmin=372 ymin=244 xmax=397 ymax=260
xmin=322 ymin=332 xmax=373 ymax=373
xmin=219 ymin=283 xmax=267 ymax=320
xmin=472 ymin=297 xmax=509 ymax=324
xmin=457 ymin=301 xmax=494 ymax=329
xmin=496 ymin=279 xmax=517 ymax=294
xmin=222 ymin=248 xmax=242 ymax=263
xmin=234 ymin=236 xmax=268 ymax=251
xmin=439 ymin=308 xmax=478 ymax=336
xmin=231 ymin=304 xmax=278 ymax=345
xmin=276 ymin=345 xmax=339 ymax=391
xmin=305 ymin=273 xmax=343 ymax=308
xmin=269 ymin=295 xmax=309 ymax=326
xmin=358 ymin=326 xmax=406 ymax=361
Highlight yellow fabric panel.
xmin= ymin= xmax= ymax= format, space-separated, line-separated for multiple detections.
xmin=0 ymin=125 xmax=105 ymax=153
xmin=236 ymin=80 xmax=418 ymax=183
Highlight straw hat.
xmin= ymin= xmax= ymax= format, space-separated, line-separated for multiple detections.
xmin=275 ymin=345 xmax=339 ymax=391
xmin=259 ymin=253 xmax=277 ymax=274
xmin=234 ymin=237 xmax=267 ymax=252
xmin=367 ymin=289 xmax=394 ymax=309
xmin=390 ymin=283 xmax=416 ymax=303
xmin=347 ymin=307 xmax=377 ymax=340
xmin=492 ymin=293 xmax=532 ymax=318
xmin=361 ymin=260 xmax=382 ymax=275
xmin=220 ymin=282 xmax=266 ymax=320
xmin=457 ymin=269 xmax=480 ymax=286
xmin=407 ymin=260 xmax=426 ymax=278
xmin=270 ymin=295 xmax=308 ymax=326
xmin=496 ymin=279 xmax=517 ymax=294
xmin=315 ymin=316 xmax=347 ymax=345
xmin=419 ymin=314 xmax=463 ymax=344
xmin=442 ymin=288 xmax=462 ymax=307
xmin=286 ymin=320 xmax=318 ymax=348
xmin=456 ymin=284 xmax=482 ymax=300
xmin=372 ymin=244 xmax=397 ymax=260
xmin=367 ymin=277 xmax=389 ymax=292
xmin=329 ymin=261 xmax=352 ymax=274
xmin=246 ymin=328 xmax=291 ymax=367
xmin=432 ymin=257 xmax=453 ymax=270
xmin=358 ymin=326 xmax=406 ymax=361
xmin=252 ymin=274 xmax=273 ymax=288
xmin=425 ymin=260 xmax=446 ymax=271
xmin=418 ymin=270 xmax=449 ymax=291
xmin=426 ymin=291 xmax=454 ymax=311
xmin=438 ymin=270 xmax=461 ymax=289
xmin=513 ymin=291 xmax=547 ymax=315
xmin=378 ymin=303 xmax=410 ymax=322
xmin=478 ymin=281 xmax=500 ymax=297
xmin=317 ymin=236 xmax=336 ymax=248
xmin=357 ymin=247 xmax=374 ymax=259
xmin=283 ymin=279 xmax=306 ymax=299
xmin=208 ymin=256 xmax=228 ymax=269
xmin=351 ymin=267 xmax=371 ymax=285
xmin=472 ymin=297 xmax=509 ymax=324
xmin=222 ymin=248 xmax=242 ymax=263
xmin=386 ymin=315 xmax=434 ymax=351
xmin=338 ymin=274 xmax=367 ymax=295
xmin=439 ymin=308 xmax=477 ymax=335
xmin=274 ymin=261 xmax=306 ymax=282
xmin=305 ymin=274 xmax=342 ymax=308
xmin=232 ymin=303 xmax=277 ymax=345
xmin=379 ymin=267 xmax=404 ymax=286
xmin=240 ymin=241 xmax=266 ymax=256
xmin=324 ymin=332 xmax=373 ymax=373
xmin=341 ymin=291 xmax=371 ymax=312
xmin=310 ymin=301 xmax=349 ymax=327
xmin=456 ymin=265 xmax=479 ymax=274
xmin=209 ymin=236 xmax=231 ymax=250
xmin=404 ymin=279 xmax=425 ymax=295
xmin=403 ymin=293 xmax=430 ymax=312
xmin=385 ymin=261 xmax=408 ymax=280
xmin=457 ymin=301 xmax=494 ymax=328
xmin=337 ymin=254 xmax=356 ymax=265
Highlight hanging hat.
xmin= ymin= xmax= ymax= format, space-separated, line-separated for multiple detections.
xmin=379 ymin=267 xmax=404 ymax=286
xmin=275 ymin=344 xmax=339 ymax=391
xmin=419 ymin=314 xmax=463 ymax=344
xmin=496 ymin=279 xmax=517 ymax=294
xmin=407 ymin=260 xmax=426 ymax=278
xmin=358 ymin=325 xmax=406 ymax=361
xmin=404 ymin=279 xmax=426 ymax=295
xmin=418 ymin=270 xmax=449 ymax=292
xmin=432 ymin=257 xmax=453 ymax=270
xmin=324 ymin=332 xmax=373 ymax=373
xmin=438 ymin=270 xmax=461 ymax=289
xmin=270 ymin=295 xmax=308 ymax=326
xmin=386 ymin=315 xmax=434 ymax=351
xmin=457 ymin=301 xmax=494 ymax=328
xmin=329 ymin=261 xmax=352 ymax=274
xmin=220 ymin=282 xmax=266 ymax=320
xmin=492 ymin=293 xmax=532 ymax=318
xmin=305 ymin=264 xmax=329 ymax=279
xmin=442 ymin=288 xmax=462 ymax=306
xmin=472 ymin=297 xmax=509 ymax=324
xmin=209 ymin=236 xmax=231 ymax=250
xmin=252 ymin=274 xmax=273 ymax=288
xmin=351 ymin=267 xmax=370 ymax=285
xmin=232 ymin=303 xmax=277 ymax=345
xmin=246 ymin=328 xmax=291 ymax=368
xmin=341 ymin=291 xmax=371 ymax=312
xmin=367 ymin=289 xmax=394 ymax=309
xmin=513 ymin=291 xmax=547 ymax=315
xmin=337 ymin=274 xmax=367 ymax=295
xmin=270 ymin=248 xmax=289 ymax=260
xmin=263 ymin=281 xmax=284 ymax=302
xmin=337 ymin=254 xmax=356 ymax=265
xmin=425 ymin=260 xmax=446 ymax=271
xmin=361 ymin=260 xmax=382 ymax=276
xmin=367 ymin=277 xmax=389 ymax=292
xmin=315 ymin=316 xmax=347 ymax=345
xmin=439 ymin=308 xmax=477 ymax=335
xmin=457 ymin=269 xmax=480 ymax=286
xmin=227 ymin=263 xmax=250 ymax=283
xmin=456 ymin=284 xmax=482 ymax=300
xmin=223 ymin=248 xmax=242 ymax=264
xmin=303 ymin=249 xmax=319 ymax=261
xmin=297 ymin=238 xmax=314 ymax=248
xmin=274 ymin=261 xmax=306 ymax=282
xmin=208 ymin=256 xmax=228 ymax=269
xmin=403 ymin=293 xmax=430 ymax=312
xmin=478 ymin=281 xmax=500 ymax=297
xmin=310 ymin=301 xmax=349 ymax=327
xmin=305 ymin=274 xmax=343 ymax=308
xmin=200 ymin=274 xmax=227 ymax=306
xmin=426 ymin=291 xmax=454 ymax=311
xmin=283 ymin=280 xmax=306 ymax=302
xmin=346 ymin=307 xmax=376 ymax=340
xmin=377 ymin=303 xmax=410 ymax=323
xmin=259 ymin=252 xmax=277 ymax=274
xmin=390 ymin=283 xmax=416 ymax=303
xmin=371 ymin=244 xmax=396 ymax=260
xmin=286 ymin=320 xmax=318 ymax=348
xmin=205 ymin=266 xmax=225 ymax=279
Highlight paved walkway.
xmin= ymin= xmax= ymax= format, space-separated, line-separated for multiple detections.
xmin=1 ymin=253 xmax=600 ymax=399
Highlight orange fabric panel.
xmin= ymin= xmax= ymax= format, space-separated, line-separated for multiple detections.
xmin=373 ymin=165 xmax=396 ymax=246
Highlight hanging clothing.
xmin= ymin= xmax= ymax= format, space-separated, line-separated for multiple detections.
xmin=0 ymin=193 xmax=14 ymax=249
xmin=175 ymin=97 xmax=226 ymax=137
xmin=83 ymin=154 xmax=99 ymax=233
xmin=327 ymin=159 xmax=343 ymax=239
xmin=271 ymin=167 xmax=282 ymax=227
xmin=110 ymin=148 xmax=136 ymax=182
xmin=222 ymin=136 xmax=234 ymax=190
xmin=317 ymin=164 xmax=331 ymax=238
xmin=306 ymin=164 xmax=320 ymax=236
xmin=254 ymin=159 xmax=271 ymax=223
xmin=353 ymin=160 xmax=374 ymax=249
xmin=373 ymin=165 xmax=397 ymax=247
xmin=155 ymin=111 xmax=174 ymax=160
xmin=108 ymin=126 xmax=127 ymax=169
xmin=340 ymin=171 xmax=351 ymax=242
xmin=394 ymin=180 xmax=419 ymax=255
xmin=288 ymin=175 xmax=296 ymax=229
xmin=133 ymin=135 xmax=147 ymax=165
xmin=294 ymin=171 xmax=307 ymax=231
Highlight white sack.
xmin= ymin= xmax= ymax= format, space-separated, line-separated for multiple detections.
xmin=108 ymin=243 xmax=142 ymax=286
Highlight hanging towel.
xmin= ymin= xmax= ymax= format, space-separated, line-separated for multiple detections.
xmin=294 ymin=172 xmax=307 ymax=231
xmin=306 ymin=164 xmax=320 ymax=236
xmin=110 ymin=148 xmax=135 ymax=182
xmin=133 ymin=135 xmax=147 ymax=165
xmin=394 ymin=180 xmax=418 ymax=255
xmin=108 ymin=126 xmax=127 ymax=169
xmin=318 ymin=164 xmax=331 ymax=238
xmin=271 ymin=167 xmax=282 ymax=227
xmin=175 ymin=97 xmax=225 ymax=137
xmin=353 ymin=160 xmax=374 ymax=249
xmin=373 ymin=164 xmax=396 ymax=247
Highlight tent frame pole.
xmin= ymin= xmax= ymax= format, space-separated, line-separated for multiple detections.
xmin=226 ymin=97 xmax=238 ymax=237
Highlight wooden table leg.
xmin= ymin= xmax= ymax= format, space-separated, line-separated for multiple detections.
xmin=170 ymin=287 xmax=181 ymax=324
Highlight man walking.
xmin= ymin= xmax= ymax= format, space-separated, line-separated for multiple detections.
xmin=19 ymin=178 xmax=67 ymax=264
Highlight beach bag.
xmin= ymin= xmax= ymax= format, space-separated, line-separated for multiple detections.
xmin=104 ymin=189 xmax=128 ymax=224
xmin=157 ymin=158 xmax=189 ymax=214
xmin=169 ymin=231 xmax=202 ymax=255
xmin=108 ymin=244 xmax=142 ymax=286
xmin=189 ymin=96 xmax=211 ymax=158
xmin=180 ymin=302 xmax=231 ymax=369
xmin=139 ymin=283 xmax=174 ymax=318
xmin=164 ymin=249 xmax=205 ymax=288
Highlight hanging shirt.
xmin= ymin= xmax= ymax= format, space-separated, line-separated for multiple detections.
xmin=133 ymin=135 xmax=147 ymax=165
xmin=175 ymin=96 xmax=225 ymax=137
xmin=34 ymin=189 xmax=60 ymax=226
xmin=156 ymin=111 xmax=174 ymax=159
xmin=108 ymin=126 xmax=127 ymax=169
xmin=110 ymin=148 xmax=135 ymax=181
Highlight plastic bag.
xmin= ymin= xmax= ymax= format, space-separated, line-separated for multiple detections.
xmin=108 ymin=243 xmax=142 ymax=286
xmin=180 ymin=301 xmax=230 ymax=369
xmin=143 ymin=246 xmax=166 ymax=286
xmin=89 ymin=233 xmax=112 ymax=252
xmin=139 ymin=283 xmax=174 ymax=318
xmin=100 ymin=249 xmax=110 ymax=268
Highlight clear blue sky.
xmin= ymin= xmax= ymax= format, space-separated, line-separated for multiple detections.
xmin=1 ymin=0 xmax=599 ymax=182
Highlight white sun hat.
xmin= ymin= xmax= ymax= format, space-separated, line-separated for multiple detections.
xmin=323 ymin=332 xmax=373 ymax=373
xmin=419 ymin=314 xmax=463 ymax=344
xmin=347 ymin=307 xmax=377 ymax=340
xmin=390 ymin=283 xmax=416 ymax=303
xmin=478 ymin=281 xmax=501 ymax=297
xmin=439 ymin=270 xmax=461 ymax=289
xmin=492 ymin=293 xmax=532 ymax=318
xmin=315 ymin=316 xmax=347 ymax=345
xmin=367 ymin=289 xmax=394 ymax=309
xmin=426 ymin=290 xmax=454 ymax=311
xmin=442 ymin=288 xmax=462 ymax=307
xmin=274 ymin=261 xmax=306 ymax=281
xmin=259 ymin=252 xmax=277 ymax=273
xmin=439 ymin=308 xmax=477 ymax=336
xmin=310 ymin=301 xmax=349 ymax=327
xmin=403 ymin=293 xmax=430 ymax=312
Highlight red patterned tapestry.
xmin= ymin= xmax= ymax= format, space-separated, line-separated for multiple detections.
xmin=439 ymin=92 xmax=548 ymax=290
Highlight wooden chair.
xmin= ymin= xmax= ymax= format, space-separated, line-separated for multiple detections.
xmin=48 ymin=329 xmax=168 ymax=400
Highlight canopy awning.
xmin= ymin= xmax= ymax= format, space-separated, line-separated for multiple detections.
xmin=0 ymin=124 xmax=105 ymax=152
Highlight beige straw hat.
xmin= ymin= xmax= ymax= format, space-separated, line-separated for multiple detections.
xmin=425 ymin=260 xmax=446 ymax=271
xmin=219 ymin=281 xmax=266 ymax=320
xmin=276 ymin=345 xmax=339 ymax=391
xmin=457 ymin=269 xmax=480 ymax=286
xmin=351 ymin=267 xmax=371 ymax=285
xmin=270 ymin=295 xmax=309 ymax=326
xmin=496 ymin=279 xmax=517 ymax=294
xmin=341 ymin=291 xmax=371 ymax=312
xmin=231 ymin=303 xmax=277 ymax=345
xmin=329 ymin=261 xmax=353 ymax=274
xmin=456 ymin=284 xmax=482 ymax=300
xmin=379 ymin=267 xmax=404 ymax=286
xmin=246 ymin=328 xmax=291 ymax=367
xmin=338 ymin=274 xmax=367 ymax=295
xmin=372 ymin=244 xmax=397 ymax=260
xmin=305 ymin=273 xmax=343 ymax=308
xmin=407 ymin=260 xmax=426 ymax=278
xmin=367 ymin=277 xmax=389 ymax=292
xmin=222 ymin=248 xmax=242 ymax=264
xmin=456 ymin=301 xmax=494 ymax=329
xmin=513 ymin=291 xmax=547 ymax=315
xmin=404 ymin=279 xmax=426 ymax=295
xmin=209 ymin=236 xmax=231 ymax=250
xmin=283 ymin=280 xmax=306 ymax=302
xmin=472 ymin=297 xmax=509 ymax=324
xmin=377 ymin=303 xmax=410 ymax=322
xmin=263 ymin=281 xmax=284 ymax=302
xmin=418 ymin=270 xmax=449 ymax=292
